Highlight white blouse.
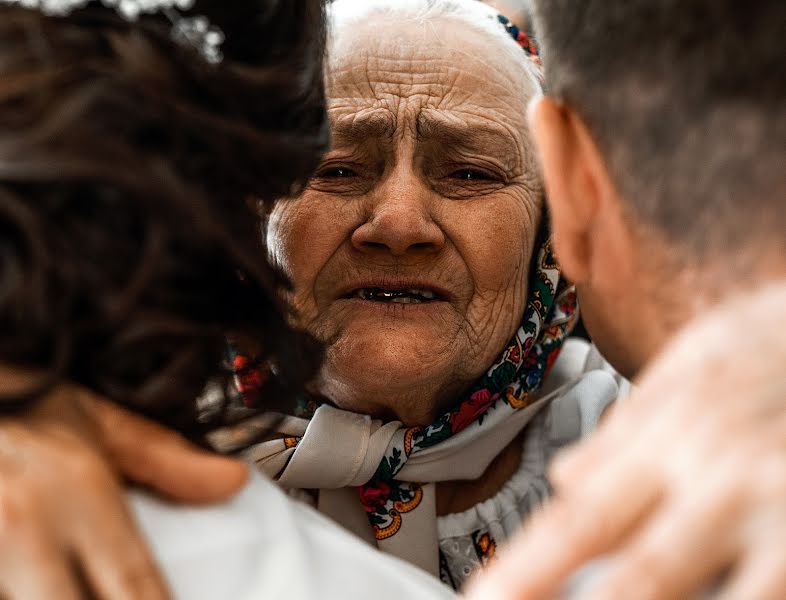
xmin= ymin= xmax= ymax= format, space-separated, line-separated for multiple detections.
xmin=436 ymin=340 xmax=627 ymax=589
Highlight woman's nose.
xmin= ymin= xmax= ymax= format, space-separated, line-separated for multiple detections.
xmin=351 ymin=178 xmax=445 ymax=256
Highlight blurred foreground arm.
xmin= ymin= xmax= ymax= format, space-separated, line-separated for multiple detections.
xmin=466 ymin=282 xmax=786 ymax=600
xmin=0 ymin=369 xmax=248 ymax=600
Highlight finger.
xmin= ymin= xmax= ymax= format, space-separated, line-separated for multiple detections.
xmin=578 ymin=475 xmax=739 ymax=600
xmin=69 ymin=469 xmax=171 ymax=600
xmin=549 ymin=426 xmax=621 ymax=491
xmin=470 ymin=470 xmax=663 ymax=600
xmin=550 ymin=385 xmax=680 ymax=490
xmin=91 ymin=398 xmax=248 ymax=503
xmin=0 ymin=481 xmax=83 ymax=600
xmin=0 ymin=541 xmax=83 ymax=600
xmin=714 ymin=545 xmax=786 ymax=600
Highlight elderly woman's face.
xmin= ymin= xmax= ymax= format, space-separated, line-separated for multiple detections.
xmin=268 ymin=17 xmax=542 ymax=425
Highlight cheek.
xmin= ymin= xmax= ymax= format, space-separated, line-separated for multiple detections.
xmin=437 ymin=193 xmax=540 ymax=379
xmin=446 ymin=193 xmax=539 ymax=300
xmin=268 ymin=194 xmax=349 ymax=296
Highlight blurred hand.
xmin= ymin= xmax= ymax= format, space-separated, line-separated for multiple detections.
xmin=0 ymin=373 xmax=248 ymax=600
xmin=466 ymin=284 xmax=786 ymax=600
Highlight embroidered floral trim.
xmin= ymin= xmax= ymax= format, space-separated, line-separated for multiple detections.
xmin=496 ymin=13 xmax=540 ymax=61
xmin=472 ymin=530 xmax=498 ymax=566
xmin=359 ymin=481 xmax=424 ymax=540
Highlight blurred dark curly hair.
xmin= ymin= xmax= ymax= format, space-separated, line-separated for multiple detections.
xmin=0 ymin=0 xmax=329 ymax=434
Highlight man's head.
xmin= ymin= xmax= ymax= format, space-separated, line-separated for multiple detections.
xmin=529 ymin=0 xmax=786 ymax=376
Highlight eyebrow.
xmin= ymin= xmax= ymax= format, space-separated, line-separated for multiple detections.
xmin=416 ymin=112 xmax=520 ymax=162
xmin=328 ymin=109 xmax=525 ymax=171
xmin=330 ymin=112 xmax=396 ymax=145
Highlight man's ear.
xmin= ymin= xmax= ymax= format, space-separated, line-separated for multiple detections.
xmin=528 ymin=96 xmax=623 ymax=285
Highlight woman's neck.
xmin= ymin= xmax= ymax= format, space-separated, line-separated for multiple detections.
xmin=435 ymin=431 xmax=524 ymax=516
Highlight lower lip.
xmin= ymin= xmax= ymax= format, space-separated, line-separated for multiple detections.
xmin=336 ymin=297 xmax=450 ymax=314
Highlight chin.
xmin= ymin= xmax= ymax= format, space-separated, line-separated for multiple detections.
xmin=316 ymin=328 xmax=459 ymax=425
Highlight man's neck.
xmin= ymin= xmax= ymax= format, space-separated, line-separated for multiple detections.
xmin=634 ymin=251 xmax=786 ymax=375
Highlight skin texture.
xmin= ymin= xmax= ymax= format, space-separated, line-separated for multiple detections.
xmin=0 ymin=366 xmax=248 ymax=600
xmin=268 ymin=16 xmax=543 ymax=426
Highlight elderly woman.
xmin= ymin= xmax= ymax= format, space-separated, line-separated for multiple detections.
xmin=217 ymin=0 xmax=623 ymax=588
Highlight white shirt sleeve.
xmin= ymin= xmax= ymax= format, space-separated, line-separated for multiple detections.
xmin=128 ymin=472 xmax=455 ymax=600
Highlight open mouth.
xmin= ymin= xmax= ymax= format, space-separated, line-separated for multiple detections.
xmin=348 ymin=287 xmax=441 ymax=304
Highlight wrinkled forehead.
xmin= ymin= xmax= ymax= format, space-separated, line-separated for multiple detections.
xmin=326 ymin=15 xmax=540 ymax=133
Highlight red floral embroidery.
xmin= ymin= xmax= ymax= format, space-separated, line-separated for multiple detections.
xmin=359 ymin=481 xmax=392 ymax=513
xmin=449 ymin=389 xmax=500 ymax=433
xmin=558 ymin=290 xmax=577 ymax=315
xmin=516 ymin=31 xmax=537 ymax=55
xmin=544 ymin=347 xmax=562 ymax=377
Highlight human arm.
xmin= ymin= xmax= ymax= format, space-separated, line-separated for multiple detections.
xmin=0 ymin=370 xmax=248 ymax=600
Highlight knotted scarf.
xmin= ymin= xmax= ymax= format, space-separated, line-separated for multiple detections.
xmin=215 ymin=225 xmax=578 ymax=573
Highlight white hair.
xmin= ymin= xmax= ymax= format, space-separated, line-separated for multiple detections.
xmin=327 ymin=0 xmax=542 ymax=90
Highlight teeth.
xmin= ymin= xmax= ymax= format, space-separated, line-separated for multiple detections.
xmin=353 ymin=287 xmax=438 ymax=302
xmin=408 ymin=289 xmax=435 ymax=300
xmin=390 ymin=296 xmax=420 ymax=304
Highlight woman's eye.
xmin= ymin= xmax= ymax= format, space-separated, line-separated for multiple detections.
xmin=449 ymin=169 xmax=495 ymax=181
xmin=318 ymin=166 xmax=357 ymax=178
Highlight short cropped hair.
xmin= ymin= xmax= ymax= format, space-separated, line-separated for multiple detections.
xmin=532 ymin=0 xmax=786 ymax=260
